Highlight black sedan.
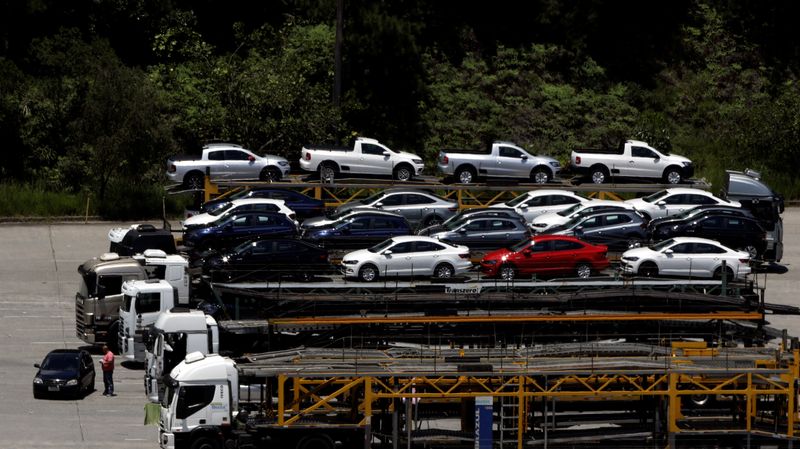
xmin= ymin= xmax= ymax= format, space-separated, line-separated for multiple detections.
xmin=33 ymin=349 xmax=95 ymax=399
xmin=201 ymin=238 xmax=331 ymax=282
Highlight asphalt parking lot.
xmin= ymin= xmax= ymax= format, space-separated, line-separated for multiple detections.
xmin=0 ymin=211 xmax=797 ymax=449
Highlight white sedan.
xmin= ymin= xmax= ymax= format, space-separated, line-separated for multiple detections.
xmin=620 ymin=237 xmax=751 ymax=280
xmin=624 ymin=188 xmax=740 ymax=220
xmin=491 ymin=189 xmax=591 ymax=222
xmin=341 ymin=236 xmax=472 ymax=282
xmin=182 ymin=198 xmax=297 ymax=230
xmin=530 ymin=199 xmax=633 ymax=233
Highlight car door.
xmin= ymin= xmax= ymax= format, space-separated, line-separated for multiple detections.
xmin=626 ymin=146 xmax=661 ymax=178
xmin=342 ymin=216 xmax=374 ymax=247
xmin=410 ymin=240 xmax=445 ymax=275
xmin=494 ymin=146 xmax=530 ymax=178
xmin=205 ymin=149 xmax=229 ymax=179
xmin=573 ymin=215 xmax=603 ymax=243
xmin=483 ymin=219 xmax=523 ymax=249
xmin=518 ymin=239 xmax=554 ymax=275
xmin=374 ymin=193 xmax=405 ymax=216
xmin=688 ymin=242 xmax=726 ymax=277
xmin=595 ymin=213 xmax=637 ymax=249
xmin=382 ymin=241 xmax=416 ymax=276
xmin=455 ymin=219 xmax=487 ymax=247
xmin=659 ymin=242 xmax=694 ymax=276
xmin=224 ymin=215 xmax=257 ymax=245
xmin=550 ymin=239 xmax=585 ymax=274
xmin=225 ymin=149 xmax=256 ymax=179
xmin=656 ymin=194 xmax=688 ymax=218
xmin=517 ymin=195 xmax=548 ymax=221
xmin=357 ymin=143 xmax=392 ymax=175
xmin=81 ymin=352 xmax=94 ymax=389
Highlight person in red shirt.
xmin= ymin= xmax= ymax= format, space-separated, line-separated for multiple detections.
xmin=100 ymin=345 xmax=115 ymax=396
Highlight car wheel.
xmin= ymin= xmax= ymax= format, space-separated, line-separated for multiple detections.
xmin=260 ymin=167 xmax=281 ymax=182
xmin=433 ymin=263 xmax=455 ymax=279
xmin=319 ymin=164 xmax=337 ymax=183
xmin=190 ymin=436 xmax=221 ymax=449
xmin=590 ymin=165 xmax=608 ymax=184
xmin=575 ymin=263 xmax=592 ymax=279
xmin=713 ymin=266 xmax=735 ymax=280
xmin=394 ymin=165 xmax=413 ymax=182
xmin=638 ymin=262 xmax=658 ymax=278
xmin=358 ymin=264 xmax=379 ymax=282
xmin=531 ymin=167 xmax=551 ymax=184
xmin=456 ymin=166 xmax=476 ymax=184
xmin=499 ymin=264 xmax=516 ymax=281
xmin=185 ymin=172 xmax=204 ymax=190
xmin=423 ymin=215 xmax=443 ymax=227
xmin=740 ymin=245 xmax=758 ymax=259
xmin=664 ymin=168 xmax=683 ymax=184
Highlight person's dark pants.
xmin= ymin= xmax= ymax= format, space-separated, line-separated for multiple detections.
xmin=103 ymin=370 xmax=114 ymax=395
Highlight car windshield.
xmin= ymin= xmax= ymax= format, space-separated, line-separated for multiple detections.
xmin=562 ymin=215 xmax=585 ymax=229
xmin=650 ymin=239 xmax=675 ymax=251
xmin=360 ymin=192 xmax=385 ymax=205
xmin=641 ymin=190 xmax=668 ymax=203
xmin=506 ymin=193 xmax=530 ymax=207
xmin=443 ymin=217 xmax=468 ymax=231
xmin=209 ymin=202 xmax=234 ymax=216
xmin=333 ymin=219 xmax=353 ymax=230
xmin=670 ymin=208 xmax=703 ymax=221
xmin=41 ymin=353 xmax=78 ymax=371
xmin=510 ymin=238 xmax=532 ymax=252
xmin=368 ymin=239 xmax=395 ymax=253
xmin=232 ymin=240 xmax=257 ymax=253
xmin=557 ymin=203 xmax=585 ymax=217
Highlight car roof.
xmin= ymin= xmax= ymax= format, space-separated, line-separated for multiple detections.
xmin=666 ymin=236 xmax=728 ymax=245
xmin=531 ymin=234 xmax=587 ymax=243
xmin=663 ymin=188 xmax=716 ymax=195
xmin=383 ymin=188 xmax=438 ymax=195
xmin=229 ymin=198 xmax=286 ymax=206
xmin=344 ymin=210 xmax=406 ymax=218
xmin=523 ymin=189 xmax=581 ymax=197
xmin=390 ymin=235 xmax=448 ymax=243
xmin=46 ymin=349 xmax=83 ymax=356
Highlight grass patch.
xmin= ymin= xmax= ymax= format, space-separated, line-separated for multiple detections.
xmin=0 ymin=183 xmax=88 ymax=217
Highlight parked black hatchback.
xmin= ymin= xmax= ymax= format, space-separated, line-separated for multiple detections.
xmin=33 ymin=349 xmax=95 ymax=399
xmin=202 ymin=238 xmax=330 ymax=282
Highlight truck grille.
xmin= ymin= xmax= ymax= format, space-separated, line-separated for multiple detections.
xmin=75 ymin=298 xmax=86 ymax=337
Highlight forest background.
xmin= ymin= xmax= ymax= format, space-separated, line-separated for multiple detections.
xmin=1 ymin=0 xmax=799 ymax=218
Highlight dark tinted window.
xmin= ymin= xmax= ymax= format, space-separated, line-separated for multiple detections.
xmin=699 ymin=216 xmax=723 ymax=227
xmin=499 ymin=146 xmax=523 ymax=158
xmin=231 ymin=216 xmax=249 ymax=226
xmin=631 ymin=146 xmax=657 ymax=158
xmin=237 ymin=204 xmax=278 ymax=213
xmin=670 ymin=243 xmax=693 ymax=253
xmin=464 ymin=221 xmax=487 ymax=231
xmin=389 ymin=242 xmax=415 ymax=254
xmin=553 ymin=240 xmax=583 ymax=251
xmin=580 ymin=216 xmax=602 ymax=229
xmin=490 ymin=220 xmax=517 ymax=230
xmin=415 ymin=241 xmax=445 ymax=252
xmin=531 ymin=240 xmax=554 ymax=252
xmin=687 ymin=194 xmax=717 ymax=205
xmin=98 ymin=275 xmax=123 ymax=296
xmin=137 ymin=292 xmax=162 ymax=314
xmin=525 ymin=197 xmax=545 ymax=207
xmin=275 ymin=241 xmax=298 ymax=252
xmin=225 ymin=150 xmax=252 ymax=161
xmin=372 ymin=218 xmax=399 ymax=229
xmin=251 ymin=241 xmax=273 ymax=255
xmin=41 ymin=353 xmax=79 ymax=371
xmin=176 ymin=385 xmax=216 ymax=419
xmin=206 ymin=150 xmax=226 ymax=161
xmin=405 ymin=194 xmax=435 ymax=205
xmin=350 ymin=218 xmax=370 ymax=230
xmin=379 ymin=194 xmax=403 ymax=206
xmin=550 ymin=195 xmax=581 ymax=206
xmin=694 ymin=243 xmax=726 ymax=254
xmin=361 ymin=144 xmax=385 ymax=155
xmin=603 ymin=214 xmax=632 ymax=225
xmin=662 ymin=194 xmax=686 ymax=205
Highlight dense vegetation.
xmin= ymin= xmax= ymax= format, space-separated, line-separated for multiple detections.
xmin=1 ymin=0 xmax=799 ymax=218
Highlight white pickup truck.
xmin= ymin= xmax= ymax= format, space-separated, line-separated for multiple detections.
xmin=570 ymin=140 xmax=693 ymax=184
xmin=299 ymin=137 xmax=425 ymax=182
xmin=166 ymin=143 xmax=290 ymax=190
xmin=437 ymin=141 xmax=561 ymax=184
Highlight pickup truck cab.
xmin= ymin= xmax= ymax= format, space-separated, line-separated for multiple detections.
xmin=167 ymin=143 xmax=290 ymax=190
xmin=299 ymin=137 xmax=425 ymax=182
xmin=570 ymin=140 xmax=693 ymax=184
xmin=437 ymin=141 xmax=561 ymax=184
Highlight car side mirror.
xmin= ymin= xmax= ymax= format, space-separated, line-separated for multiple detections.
xmin=458 ymin=228 xmax=467 ymax=233
xmin=248 ymin=155 xmax=255 ymax=162
xmin=34 ymin=363 xmax=40 ymax=369
xmin=521 ymin=155 xmax=528 ymax=160
xmin=382 ymin=151 xmax=390 ymax=157
xmin=664 ymin=249 xmax=673 ymax=255
xmin=653 ymin=157 xmax=660 ymax=162
xmin=374 ymin=202 xmax=383 ymax=209
xmin=523 ymin=248 xmax=533 ymax=256
xmin=224 ymin=223 xmax=233 ymax=230
xmin=657 ymin=201 xmax=666 ymax=206
xmin=382 ymin=250 xmax=393 ymax=257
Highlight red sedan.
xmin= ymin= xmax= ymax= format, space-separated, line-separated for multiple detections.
xmin=479 ymin=234 xmax=610 ymax=280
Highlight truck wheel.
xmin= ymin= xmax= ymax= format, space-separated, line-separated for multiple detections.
xmin=319 ymin=164 xmax=337 ymax=183
xmin=260 ymin=167 xmax=281 ymax=182
xmin=663 ymin=167 xmax=683 ymax=184
xmin=185 ymin=172 xmax=204 ymax=190
xmin=455 ymin=166 xmax=476 ymax=184
xmin=433 ymin=263 xmax=455 ymax=279
xmin=359 ymin=264 xmax=379 ymax=282
xmin=296 ymin=435 xmax=335 ymax=449
xmin=393 ymin=165 xmax=413 ymax=182
xmin=190 ymin=436 xmax=220 ymax=449
xmin=530 ymin=167 xmax=551 ymax=184
xmin=590 ymin=165 xmax=609 ymax=184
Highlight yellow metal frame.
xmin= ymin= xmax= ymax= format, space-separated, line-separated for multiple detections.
xmin=270 ymin=349 xmax=800 ymax=448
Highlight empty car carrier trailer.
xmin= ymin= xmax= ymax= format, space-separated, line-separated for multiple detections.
xmin=160 ymin=343 xmax=800 ymax=449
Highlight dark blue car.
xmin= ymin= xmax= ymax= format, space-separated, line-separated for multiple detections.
xmin=301 ymin=211 xmax=411 ymax=249
xmin=201 ymin=187 xmax=325 ymax=220
xmin=184 ymin=211 xmax=298 ymax=251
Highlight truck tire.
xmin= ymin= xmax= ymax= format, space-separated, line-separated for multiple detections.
xmin=455 ymin=165 xmax=477 ymax=184
xmin=663 ymin=166 xmax=683 ymax=184
xmin=185 ymin=172 xmax=204 ymax=190
xmin=319 ymin=163 xmax=337 ymax=183
xmin=190 ymin=436 xmax=220 ymax=449
xmin=589 ymin=165 xmax=609 ymax=184
xmin=260 ymin=166 xmax=281 ymax=182
xmin=393 ymin=164 xmax=414 ymax=182
xmin=530 ymin=166 xmax=551 ymax=184
xmin=296 ymin=435 xmax=335 ymax=449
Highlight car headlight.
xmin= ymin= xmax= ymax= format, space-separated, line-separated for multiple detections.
xmin=342 ymin=260 xmax=358 ymax=265
xmin=66 ymin=379 xmax=78 ymax=386
xmin=532 ymin=223 xmax=547 ymax=228
xmin=482 ymin=260 xmax=497 ymax=265
xmin=549 ymin=161 xmax=560 ymax=167
xmin=622 ymin=256 xmax=639 ymax=262
xmin=412 ymin=159 xmax=424 ymax=164
xmin=681 ymin=161 xmax=692 ymax=167
xmin=277 ymin=161 xmax=289 ymax=166
xmin=33 ymin=377 xmax=43 ymax=385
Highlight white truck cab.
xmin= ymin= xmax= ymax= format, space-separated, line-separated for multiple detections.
xmin=119 ymin=279 xmax=189 ymax=362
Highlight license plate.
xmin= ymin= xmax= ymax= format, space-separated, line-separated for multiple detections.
xmin=48 ymin=386 xmax=60 ymax=392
